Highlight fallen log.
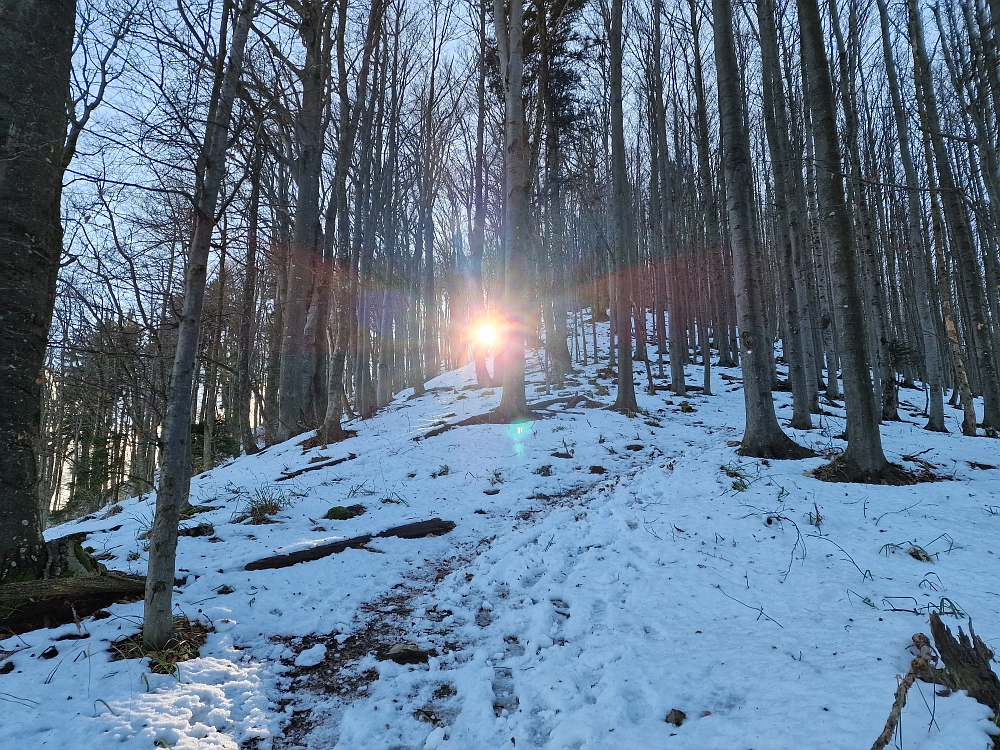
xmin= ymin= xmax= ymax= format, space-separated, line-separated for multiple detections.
xmin=407 ymin=386 xmax=453 ymax=401
xmin=244 ymin=518 xmax=456 ymax=571
xmin=376 ymin=518 xmax=456 ymax=540
xmin=276 ymin=453 xmax=357 ymax=481
xmin=527 ymin=394 xmax=604 ymax=411
xmin=416 ymin=409 xmax=549 ymax=441
xmin=244 ymin=535 xmax=373 ymax=571
xmin=0 ymin=574 xmax=145 ymax=601
xmin=0 ymin=572 xmax=146 ymax=636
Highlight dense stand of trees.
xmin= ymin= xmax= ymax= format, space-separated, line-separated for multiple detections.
xmin=3 ymin=0 xmax=1000 ymax=638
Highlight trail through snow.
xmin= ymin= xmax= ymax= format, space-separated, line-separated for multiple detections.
xmin=3 ymin=324 xmax=1000 ymax=749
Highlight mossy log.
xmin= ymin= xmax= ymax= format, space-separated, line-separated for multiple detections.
xmin=0 ymin=572 xmax=146 ymax=636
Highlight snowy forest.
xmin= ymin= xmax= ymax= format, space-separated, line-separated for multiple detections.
xmin=2 ymin=0 xmax=1000 ymax=745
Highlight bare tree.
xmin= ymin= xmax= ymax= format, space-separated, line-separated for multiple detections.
xmin=713 ymin=0 xmax=810 ymax=458
xmin=797 ymin=0 xmax=902 ymax=482
xmin=144 ymin=0 xmax=256 ymax=650
xmin=493 ymin=0 xmax=530 ymax=420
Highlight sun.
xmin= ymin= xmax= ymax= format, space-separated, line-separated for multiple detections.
xmin=476 ymin=324 xmax=497 ymax=345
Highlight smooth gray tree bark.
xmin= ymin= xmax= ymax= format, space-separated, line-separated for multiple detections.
xmin=609 ymin=0 xmax=637 ymax=414
xmin=714 ymin=0 xmax=811 ymax=458
xmin=875 ymin=0 xmax=946 ymax=433
xmin=144 ymin=0 xmax=255 ymax=650
xmin=797 ymin=0 xmax=902 ymax=481
xmin=493 ymin=0 xmax=530 ymax=420
xmin=908 ymin=0 xmax=1000 ymax=433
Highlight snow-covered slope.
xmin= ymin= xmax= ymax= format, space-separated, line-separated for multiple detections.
xmin=4 ymin=327 xmax=999 ymax=749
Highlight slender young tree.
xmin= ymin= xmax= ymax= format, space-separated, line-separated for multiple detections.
xmin=609 ymin=0 xmax=637 ymax=413
xmin=493 ymin=0 xmax=530 ymax=420
xmin=908 ymin=0 xmax=1000 ymax=433
xmin=235 ymin=145 xmax=263 ymax=454
xmin=757 ymin=0 xmax=812 ymax=431
xmin=875 ymin=0 xmax=947 ymax=433
xmin=468 ymin=0 xmax=492 ymax=387
xmin=144 ymin=0 xmax=255 ymax=650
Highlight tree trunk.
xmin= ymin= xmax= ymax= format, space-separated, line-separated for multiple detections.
xmin=144 ymin=0 xmax=254 ymax=650
xmin=875 ymin=0 xmax=946 ymax=432
xmin=277 ymin=0 xmax=330 ymax=442
xmin=494 ymin=0 xmax=530 ymax=420
xmin=798 ymin=0 xmax=900 ymax=481
xmin=318 ymin=0 xmax=383 ymax=442
xmin=714 ymin=0 xmax=811 ymax=458
xmin=469 ymin=0 xmax=492 ymax=387
xmin=236 ymin=149 xmax=263 ymax=453
xmin=757 ymin=0 xmax=812 ymax=431
xmin=0 ymin=0 xmax=76 ymax=583
xmin=609 ymin=0 xmax=637 ymax=413
xmin=909 ymin=0 xmax=1000 ymax=433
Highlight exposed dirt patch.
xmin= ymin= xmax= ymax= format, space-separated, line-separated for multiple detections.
xmin=271 ymin=480 xmax=598 ymax=748
xmin=271 ymin=550 xmax=480 ymax=749
xmin=810 ymin=456 xmax=937 ymax=485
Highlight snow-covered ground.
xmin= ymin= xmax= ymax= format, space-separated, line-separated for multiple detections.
xmin=4 ymin=323 xmax=1000 ymax=749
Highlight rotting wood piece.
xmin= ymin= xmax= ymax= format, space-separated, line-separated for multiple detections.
xmin=244 ymin=519 xmax=456 ymax=571
xmin=527 ymin=394 xmax=604 ymax=410
xmin=277 ymin=453 xmax=357 ymax=481
xmin=375 ymin=519 xmax=455 ymax=540
xmin=928 ymin=612 xmax=1000 ymax=711
xmin=872 ymin=618 xmax=1000 ymax=750
xmin=0 ymin=572 xmax=146 ymax=636
xmin=0 ymin=572 xmax=146 ymax=601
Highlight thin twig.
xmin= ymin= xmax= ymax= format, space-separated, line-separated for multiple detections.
xmin=871 ymin=634 xmax=937 ymax=750
xmin=713 ymin=585 xmax=783 ymax=628
xmin=0 ymin=691 xmax=39 ymax=708
xmin=808 ymin=534 xmax=872 ymax=580
xmin=873 ymin=500 xmax=923 ymax=525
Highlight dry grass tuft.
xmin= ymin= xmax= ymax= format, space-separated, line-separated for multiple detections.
xmin=109 ymin=615 xmax=213 ymax=674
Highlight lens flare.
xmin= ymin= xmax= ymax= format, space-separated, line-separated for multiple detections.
xmin=477 ymin=324 xmax=497 ymax=345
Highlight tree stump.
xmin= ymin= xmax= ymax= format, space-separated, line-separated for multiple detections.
xmin=929 ymin=612 xmax=1000 ymax=711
